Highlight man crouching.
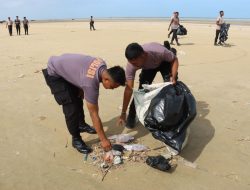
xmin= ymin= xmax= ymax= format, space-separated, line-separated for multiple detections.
xmin=43 ymin=53 xmax=125 ymax=159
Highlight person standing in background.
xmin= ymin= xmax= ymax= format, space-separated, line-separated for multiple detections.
xmin=214 ymin=11 xmax=225 ymax=46
xmin=90 ymin=16 xmax=96 ymax=31
xmin=168 ymin=12 xmax=180 ymax=46
xmin=15 ymin=16 xmax=21 ymax=35
xmin=6 ymin=17 xmax=13 ymax=36
xmin=23 ymin=17 xmax=29 ymax=35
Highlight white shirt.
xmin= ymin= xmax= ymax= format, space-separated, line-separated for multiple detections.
xmin=216 ymin=16 xmax=225 ymax=30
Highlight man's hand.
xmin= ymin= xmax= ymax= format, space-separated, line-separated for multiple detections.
xmin=117 ymin=80 xmax=134 ymax=127
xmin=86 ymin=101 xmax=111 ymax=152
xmin=101 ymin=138 xmax=112 ymax=152
xmin=170 ymin=77 xmax=177 ymax=85
xmin=104 ymin=150 xmax=114 ymax=162
xmin=117 ymin=112 xmax=126 ymax=126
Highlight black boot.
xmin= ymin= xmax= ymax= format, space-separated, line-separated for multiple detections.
xmin=79 ymin=122 xmax=96 ymax=134
xmin=72 ymin=137 xmax=92 ymax=154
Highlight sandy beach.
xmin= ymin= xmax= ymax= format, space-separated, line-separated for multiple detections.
xmin=0 ymin=21 xmax=250 ymax=190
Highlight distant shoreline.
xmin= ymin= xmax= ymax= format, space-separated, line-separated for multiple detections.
xmin=1 ymin=17 xmax=250 ymax=26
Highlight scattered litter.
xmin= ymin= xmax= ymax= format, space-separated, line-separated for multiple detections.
xmin=108 ymin=134 xmax=134 ymax=143
xmin=53 ymin=152 xmax=56 ymax=158
xmin=112 ymin=144 xmax=125 ymax=152
xmin=123 ymin=144 xmax=148 ymax=151
xmin=17 ymin=74 xmax=25 ymax=78
xmin=113 ymin=156 xmax=122 ymax=165
xmin=101 ymin=164 xmax=113 ymax=181
xmin=100 ymin=162 xmax=109 ymax=169
xmin=83 ymin=153 xmax=88 ymax=161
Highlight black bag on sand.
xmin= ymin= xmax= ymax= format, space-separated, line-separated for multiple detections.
xmin=144 ymin=81 xmax=196 ymax=153
xmin=146 ymin=155 xmax=171 ymax=172
xmin=177 ymin=25 xmax=187 ymax=35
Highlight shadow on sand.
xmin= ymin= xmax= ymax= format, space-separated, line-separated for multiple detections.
xmin=85 ymin=101 xmax=214 ymax=162
xmin=179 ymin=42 xmax=195 ymax=46
xmin=85 ymin=116 xmax=150 ymax=146
xmin=180 ymin=101 xmax=215 ymax=162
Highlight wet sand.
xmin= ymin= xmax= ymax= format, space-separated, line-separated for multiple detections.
xmin=0 ymin=21 xmax=250 ymax=190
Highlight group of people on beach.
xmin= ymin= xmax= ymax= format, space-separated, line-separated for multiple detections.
xmin=43 ymin=41 xmax=178 ymax=160
xmin=42 ymin=10 xmax=226 ymax=161
xmin=5 ymin=16 xmax=29 ymax=36
xmin=167 ymin=10 xmax=226 ymax=46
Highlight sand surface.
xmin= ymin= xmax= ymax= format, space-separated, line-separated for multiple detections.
xmin=0 ymin=21 xmax=250 ymax=190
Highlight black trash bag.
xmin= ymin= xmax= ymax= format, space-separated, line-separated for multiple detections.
xmin=219 ymin=23 xmax=230 ymax=43
xmin=112 ymin=144 xmax=125 ymax=152
xmin=177 ymin=25 xmax=187 ymax=35
xmin=146 ymin=155 xmax=171 ymax=172
xmin=144 ymin=81 xmax=196 ymax=153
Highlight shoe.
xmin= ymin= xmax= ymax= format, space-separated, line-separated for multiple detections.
xmin=163 ymin=41 xmax=171 ymax=50
xmin=170 ymin=42 xmax=175 ymax=45
xmin=214 ymin=43 xmax=218 ymax=46
xmin=79 ymin=122 xmax=96 ymax=134
xmin=72 ymin=137 xmax=92 ymax=154
xmin=146 ymin=155 xmax=171 ymax=172
xmin=125 ymin=115 xmax=136 ymax=129
xmin=177 ymin=43 xmax=180 ymax=46
xmin=168 ymin=34 xmax=170 ymax=38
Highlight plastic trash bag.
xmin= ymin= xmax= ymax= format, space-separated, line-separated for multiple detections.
xmin=134 ymin=81 xmax=196 ymax=154
xmin=177 ymin=25 xmax=187 ymax=35
xmin=219 ymin=23 xmax=230 ymax=43
xmin=134 ymin=82 xmax=172 ymax=125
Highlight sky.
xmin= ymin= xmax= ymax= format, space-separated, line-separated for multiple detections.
xmin=0 ymin=0 xmax=249 ymax=20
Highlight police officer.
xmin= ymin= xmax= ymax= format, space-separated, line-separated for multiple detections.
xmin=43 ymin=53 xmax=125 ymax=158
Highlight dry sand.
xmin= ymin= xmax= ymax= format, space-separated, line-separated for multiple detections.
xmin=0 ymin=21 xmax=250 ymax=190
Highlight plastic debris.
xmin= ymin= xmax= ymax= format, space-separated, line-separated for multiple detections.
xmin=83 ymin=154 xmax=88 ymax=161
xmin=100 ymin=162 xmax=109 ymax=169
xmin=113 ymin=156 xmax=122 ymax=165
xmin=108 ymin=134 xmax=134 ymax=143
xmin=123 ymin=144 xmax=148 ymax=151
xmin=112 ymin=144 xmax=125 ymax=152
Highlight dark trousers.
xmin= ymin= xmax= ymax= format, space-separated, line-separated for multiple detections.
xmin=24 ymin=24 xmax=28 ymax=35
xmin=90 ymin=23 xmax=95 ymax=31
xmin=171 ymin=29 xmax=178 ymax=43
xmin=16 ymin=25 xmax=21 ymax=35
xmin=8 ymin=26 xmax=13 ymax=36
xmin=215 ymin=29 xmax=221 ymax=44
xmin=128 ymin=62 xmax=173 ymax=118
xmin=42 ymin=69 xmax=85 ymax=138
